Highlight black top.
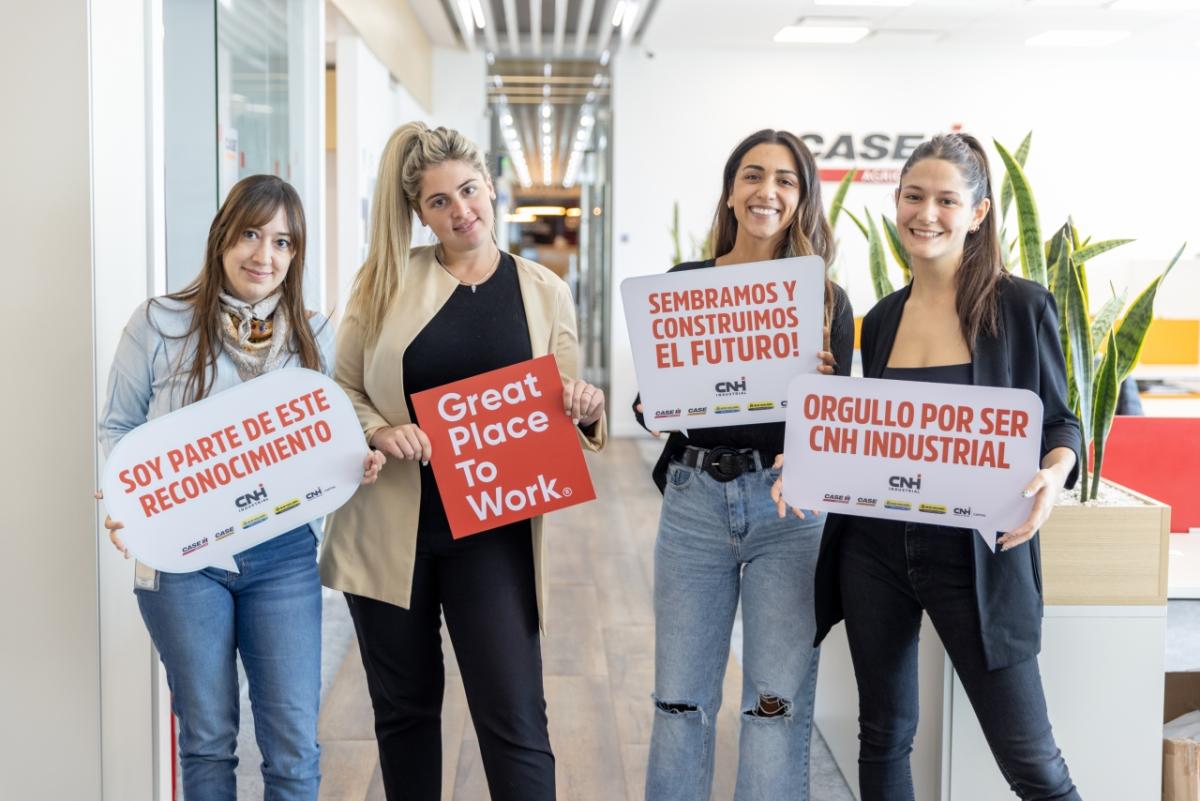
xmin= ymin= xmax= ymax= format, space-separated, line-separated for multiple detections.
xmin=814 ymin=275 xmax=1083 ymax=672
xmin=403 ymin=253 xmax=533 ymax=535
xmin=882 ymin=362 xmax=972 ymax=384
xmin=632 ymin=258 xmax=855 ymax=492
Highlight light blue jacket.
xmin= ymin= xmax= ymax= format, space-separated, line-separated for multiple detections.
xmin=98 ymin=296 xmax=336 ymax=544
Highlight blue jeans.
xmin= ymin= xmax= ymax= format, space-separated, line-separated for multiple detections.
xmin=646 ymin=458 xmax=824 ymax=801
xmin=136 ymin=526 xmax=322 ymax=801
xmin=840 ymin=520 xmax=1080 ymax=801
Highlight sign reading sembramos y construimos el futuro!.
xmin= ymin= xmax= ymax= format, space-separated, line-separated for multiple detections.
xmin=101 ymin=368 xmax=367 ymax=572
xmin=620 ymin=256 xmax=825 ymax=429
xmin=411 ymin=354 xmax=596 ymax=539
xmin=781 ymin=375 xmax=1044 ymax=552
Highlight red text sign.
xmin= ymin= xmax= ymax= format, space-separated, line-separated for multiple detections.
xmin=411 ymin=354 xmax=596 ymax=538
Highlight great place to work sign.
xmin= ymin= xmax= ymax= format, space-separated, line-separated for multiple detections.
xmin=411 ymin=354 xmax=597 ymax=538
xmin=101 ymin=368 xmax=367 ymax=572
xmin=621 ymin=256 xmax=825 ymax=429
xmin=781 ymin=374 xmax=1044 ymax=551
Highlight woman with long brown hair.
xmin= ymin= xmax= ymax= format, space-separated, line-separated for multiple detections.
xmin=635 ymin=128 xmax=853 ymax=801
xmin=97 ymin=174 xmax=383 ymax=801
xmin=780 ymin=133 xmax=1083 ymax=800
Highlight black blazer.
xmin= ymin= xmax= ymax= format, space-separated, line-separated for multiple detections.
xmin=813 ymin=275 xmax=1082 ymax=671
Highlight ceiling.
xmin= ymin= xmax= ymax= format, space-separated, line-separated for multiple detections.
xmin=641 ymin=0 xmax=1200 ymax=51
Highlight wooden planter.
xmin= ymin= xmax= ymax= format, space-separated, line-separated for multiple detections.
xmin=1040 ymin=480 xmax=1171 ymax=606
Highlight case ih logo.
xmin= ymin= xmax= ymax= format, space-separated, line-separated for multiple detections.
xmin=801 ymin=130 xmax=946 ymax=184
xmin=888 ymin=474 xmax=922 ymax=493
xmin=715 ymin=377 xmax=747 ymax=396
xmin=823 ymin=493 xmax=850 ymax=504
xmin=235 ymin=483 xmax=269 ymax=509
xmin=654 ymin=409 xmax=681 ymax=419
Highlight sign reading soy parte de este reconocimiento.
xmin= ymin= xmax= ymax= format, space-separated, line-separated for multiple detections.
xmin=621 ymin=257 xmax=826 ymax=429
xmin=782 ymin=374 xmax=1045 ymax=551
xmin=101 ymin=368 xmax=367 ymax=572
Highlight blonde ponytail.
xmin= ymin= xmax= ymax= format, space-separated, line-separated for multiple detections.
xmin=346 ymin=121 xmax=493 ymax=343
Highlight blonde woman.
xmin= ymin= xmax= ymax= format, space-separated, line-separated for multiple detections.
xmin=321 ymin=122 xmax=607 ymax=801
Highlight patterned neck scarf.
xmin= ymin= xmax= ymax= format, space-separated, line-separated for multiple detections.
xmin=217 ymin=290 xmax=291 ymax=381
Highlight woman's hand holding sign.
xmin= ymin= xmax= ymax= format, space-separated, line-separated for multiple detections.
xmin=361 ymin=450 xmax=386 ymax=484
xmin=370 ymin=424 xmax=433 ymax=466
xmin=996 ymin=447 xmax=1075 ymax=552
xmin=95 ymin=490 xmax=129 ymax=558
xmin=563 ymin=378 xmax=605 ymax=427
xmin=771 ymin=347 xmax=838 ymax=519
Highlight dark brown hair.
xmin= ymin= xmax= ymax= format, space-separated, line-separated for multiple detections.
xmin=899 ymin=133 xmax=1007 ymax=346
xmin=153 ymin=174 xmax=323 ymax=403
xmin=710 ymin=129 xmax=838 ymax=331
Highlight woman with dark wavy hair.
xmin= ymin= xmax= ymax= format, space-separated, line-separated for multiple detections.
xmin=779 ymin=133 xmax=1083 ymax=801
xmin=636 ymin=129 xmax=853 ymax=801
xmin=98 ymin=174 xmax=383 ymax=801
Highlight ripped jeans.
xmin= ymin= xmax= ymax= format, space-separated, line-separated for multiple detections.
xmin=646 ymin=458 xmax=824 ymax=801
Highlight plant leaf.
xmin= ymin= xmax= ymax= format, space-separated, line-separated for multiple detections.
xmin=999 ymin=131 xmax=1032 ymax=226
xmin=1089 ymin=329 xmax=1121 ymax=499
xmin=865 ymin=208 xmax=895 ymax=301
xmin=1072 ymin=238 xmax=1134 ymax=266
xmin=842 ymin=207 xmax=868 ymax=239
xmin=1065 ymin=247 xmax=1095 ymax=479
xmin=1113 ymin=242 xmax=1186 ymax=383
xmin=994 ymin=139 xmax=1046 ymax=285
xmin=1090 ymin=290 xmax=1128 ymax=354
xmin=829 ymin=168 xmax=857 ymax=231
xmin=882 ymin=215 xmax=911 ymax=283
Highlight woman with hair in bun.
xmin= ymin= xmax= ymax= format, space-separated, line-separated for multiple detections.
xmin=98 ymin=174 xmax=384 ymax=800
xmin=321 ymin=122 xmax=607 ymax=801
xmin=778 ymin=133 xmax=1083 ymax=801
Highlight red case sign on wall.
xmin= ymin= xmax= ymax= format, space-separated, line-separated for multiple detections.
xmin=411 ymin=354 xmax=597 ymax=538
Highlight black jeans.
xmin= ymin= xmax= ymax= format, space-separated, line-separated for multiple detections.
xmin=839 ymin=520 xmax=1081 ymax=801
xmin=345 ymin=523 xmax=554 ymax=801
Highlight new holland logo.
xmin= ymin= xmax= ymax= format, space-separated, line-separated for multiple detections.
xmin=884 ymin=499 xmax=912 ymax=511
xmin=654 ymin=409 xmax=681 ymax=419
xmin=181 ymin=537 xmax=209 ymax=556
xmin=748 ymin=401 xmax=775 ymax=412
xmin=274 ymin=498 xmax=301 ymax=515
xmin=687 ymin=407 xmax=708 ymax=416
xmin=823 ymin=493 xmax=850 ymax=504
xmin=856 ymin=497 xmax=878 ymax=507
xmin=714 ymin=404 xmax=741 ymax=414
xmin=919 ymin=503 xmax=947 ymax=515
xmin=213 ymin=526 xmax=235 ymax=541
xmin=242 ymin=513 xmax=268 ymax=529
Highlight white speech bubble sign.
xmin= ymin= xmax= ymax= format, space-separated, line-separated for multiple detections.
xmin=101 ymin=368 xmax=367 ymax=572
xmin=620 ymin=256 xmax=825 ymax=429
xmin=782 ymin=374 xmax=1044 ymax=551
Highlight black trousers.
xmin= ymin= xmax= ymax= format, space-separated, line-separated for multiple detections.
xmin=839 ymin=520 xmax=1080 ymax=801
xmin=345 ymin=523 xmax=554 ymax=801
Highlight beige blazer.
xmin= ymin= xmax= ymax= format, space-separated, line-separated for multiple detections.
xmin=320 ymin=246 xmax=607 ymax=626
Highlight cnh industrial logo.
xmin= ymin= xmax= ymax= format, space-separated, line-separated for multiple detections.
xmin=888 ymin=474 xmax=922 ymax=493
xmin=714 ymin=377 xmax=747 ymax=396
xmin=235 ymin=483 xmax=268 ymax=509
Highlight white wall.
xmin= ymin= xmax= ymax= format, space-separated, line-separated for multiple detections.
xmin=610 ymin=44 xmax=1200 ymax=436
xmin=331 ymin=38 xmax=487 ymax=316
xmin=0 ymin=0 xmax=103 ymax=797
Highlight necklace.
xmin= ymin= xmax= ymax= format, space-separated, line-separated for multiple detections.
xmin=435 ymin=245 xmax=501 ymax=293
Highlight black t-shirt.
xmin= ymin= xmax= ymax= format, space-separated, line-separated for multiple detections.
xmin=633 ymin=258 xmax=855 ymax=492
xmin=403 ymin=252 xmax=533 ymax=536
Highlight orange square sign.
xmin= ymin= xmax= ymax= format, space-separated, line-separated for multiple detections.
xmin=411 ymin=354 xmax=597 ymax=538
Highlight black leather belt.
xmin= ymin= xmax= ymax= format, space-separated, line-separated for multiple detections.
xmin=680 ymin=446 xmax=764 ymax=482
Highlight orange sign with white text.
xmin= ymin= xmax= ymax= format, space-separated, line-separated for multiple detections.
xmin=411 ymin=355 xmax=597 ymax=538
